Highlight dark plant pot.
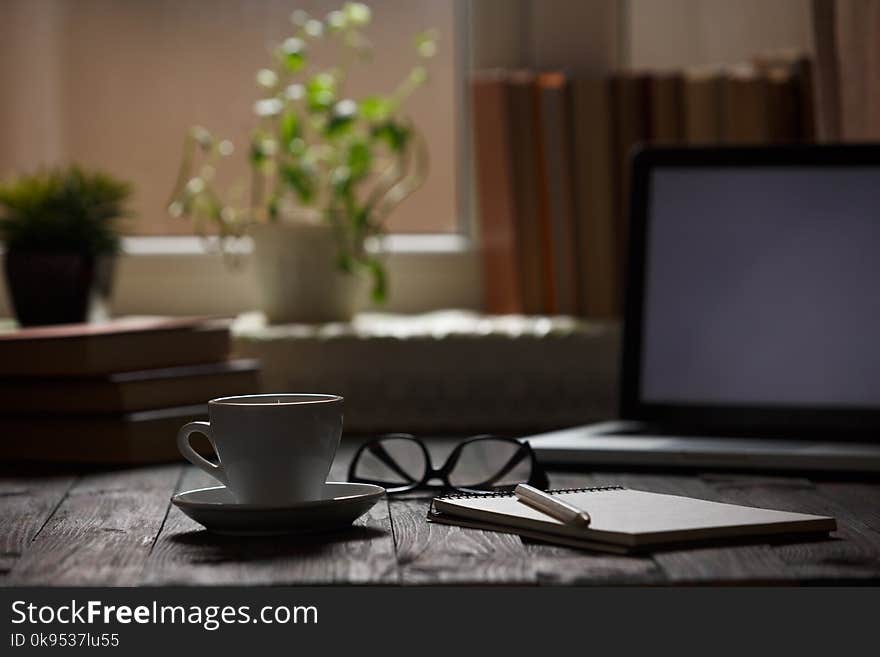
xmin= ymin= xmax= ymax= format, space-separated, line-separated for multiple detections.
xmin=3 ymin=251 xmax=115 ymax=326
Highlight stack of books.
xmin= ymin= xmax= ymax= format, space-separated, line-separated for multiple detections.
xmin=472 ymin=52 xmax=815 ymax=319
xmin=0 ymin=317 xmax=260 ymax=463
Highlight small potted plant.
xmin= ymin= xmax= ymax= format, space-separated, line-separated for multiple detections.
xmin=168 ymin=2 xmax=437 ymax=323
xmin=0 ymin=167 xmax=131 ymax=326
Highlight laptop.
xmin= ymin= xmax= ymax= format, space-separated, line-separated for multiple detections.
xmin=528 ymin=144 xmax=880 ymax=472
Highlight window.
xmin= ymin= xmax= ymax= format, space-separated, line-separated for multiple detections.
xmin=0 ymin=0 xmax=463 ymax=235
xmin=0 ymin=0 xmax=819 ymax=317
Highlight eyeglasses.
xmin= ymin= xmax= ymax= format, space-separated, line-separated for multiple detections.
xmin=347 ymin=433 xmax=549 ymax=494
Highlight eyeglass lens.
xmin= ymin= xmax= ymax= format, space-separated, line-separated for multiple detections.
xmin=447 ymin=439 xmax=534 ymax=489
xmin=351 ymin=436 xmax=428 ymax=489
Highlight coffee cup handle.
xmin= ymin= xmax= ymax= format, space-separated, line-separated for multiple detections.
xmin=177 ymin=421 xmax=229 ymax=487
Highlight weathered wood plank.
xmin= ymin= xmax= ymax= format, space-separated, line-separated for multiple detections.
xmin=0 ymin=465 xmax=78 ymax=578
xmin=700 ymin=474 xmax=880 ymax=582
xmin=390 ymin=497 xmax=536 ymax=584
xmin=815 ymin=481 xmax=880 ymax=533
xmin=142 ymin=444 xmax=399 ymax=585
xmin=6 ymin=442 xmax=880 ymax=586
xmin=7 ymin=465 xmax=182 ymax=585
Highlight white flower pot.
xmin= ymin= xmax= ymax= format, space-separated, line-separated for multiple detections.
xmin=250 ymin=221 xmax=367 ymax=324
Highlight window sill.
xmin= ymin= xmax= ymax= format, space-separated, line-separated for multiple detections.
xmin=120 ymin=233 xmax=472 ymax=256
xmin=0 ymin=234 xmax=483 ymax=318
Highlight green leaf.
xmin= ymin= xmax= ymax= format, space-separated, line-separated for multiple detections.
xmin=280 ymin=163 xmax=315 ymax=204
xmin=360 ymin=95 xmax=393 ymax=122
xmin=353 ymin=205 xmax=370 ymax=231
xmin=285 ymin=52 xmax=305 ymax=72
xmin=280 ymin=113 xmax=299 ymax=150
xmin=0 ymin=166 xmax=130 ymax=256
xmin=324 ymin=116 xmax=352 ymax=137
xmin=280 ymin=37 xmax=307 ymax=72
xmin=325 ymin=99 xmax=358 ymax=137
xmin=366 ymin=257 xmax=387 ymax=303
xmin=347 ymin=141 xmax=372 ymax=179
xmin=306 ymin=73 xmax=336 ymax=112
xmin=371 ymin=121 xmax=410 ymax=152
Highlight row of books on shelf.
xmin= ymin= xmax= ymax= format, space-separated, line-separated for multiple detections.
xmin=0 ymin=317 xmax=260 ymax=463
xmin=473 ymin=52 xmax=815 ymax=319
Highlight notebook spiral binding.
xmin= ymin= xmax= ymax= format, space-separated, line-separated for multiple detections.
xmin=439 ymin=485 xmax=625 ymax=500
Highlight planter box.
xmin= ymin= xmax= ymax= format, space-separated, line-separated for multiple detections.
xmin=232 ymin=311 xmax=619 ymax=434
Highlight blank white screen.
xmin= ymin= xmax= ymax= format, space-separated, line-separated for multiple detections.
xmin=640 ymin=167 xmax=880 ymax=408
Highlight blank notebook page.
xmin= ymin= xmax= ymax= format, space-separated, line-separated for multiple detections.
xmin=433 ymin=487 xmax=836 ymax=547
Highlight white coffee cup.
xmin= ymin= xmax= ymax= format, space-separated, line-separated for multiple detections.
xmin=177 ymin=393 xmax=343 ymax=505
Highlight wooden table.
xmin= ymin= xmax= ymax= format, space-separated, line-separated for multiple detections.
xmin=2 ymin=439 xmax=879 ymax=586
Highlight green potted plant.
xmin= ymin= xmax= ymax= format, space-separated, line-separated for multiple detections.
xmin=0 ymin=167 xmax=131 ymax=326
xmin=168 ymin=2 xmax=437 ymax=323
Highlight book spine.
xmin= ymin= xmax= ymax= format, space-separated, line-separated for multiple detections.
xmin=764 ymin=67 xmax=799 ymax=143
xmin=683 ymin=69 xmax=723 ymax=144
xmin=649 ymin=72 xmax=685 ymax=144
xmin=721 ymin=65 xmax=770 ymax=144
xmin=507 ymin=71 xmax=546 ymax=315
xmin=537 ymin=71 xmax=579 ymax=316
xmin=533 ymin=78 xmax=557 ymax=314
xmin=683 ymin=71 xmax=721 ymax=146
xmin=570 ymin=76 xmax=619 ymax=318
xmin=471 ymin=71 xmax=524 ymax=314
xmin=752 ymin=51 xmax=817 ymax=143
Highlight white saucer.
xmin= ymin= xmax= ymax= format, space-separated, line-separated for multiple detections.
xmin=171 ymin=482 xmax=385 ymax=536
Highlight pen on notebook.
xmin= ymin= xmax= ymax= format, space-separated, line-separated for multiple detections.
xmin=514 ymin=483 xmax=591 ymax=527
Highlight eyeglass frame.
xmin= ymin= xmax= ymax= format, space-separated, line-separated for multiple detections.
xmin=347 ymin=433 xmax=550 ymax=494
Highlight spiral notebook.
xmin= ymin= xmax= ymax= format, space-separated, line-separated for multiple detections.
xmin=428 ymin=486 xmax=836 ymax=553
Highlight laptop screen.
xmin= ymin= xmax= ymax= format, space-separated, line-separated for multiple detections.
xmin=639 ymin=165 xmax=880 ymax=410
